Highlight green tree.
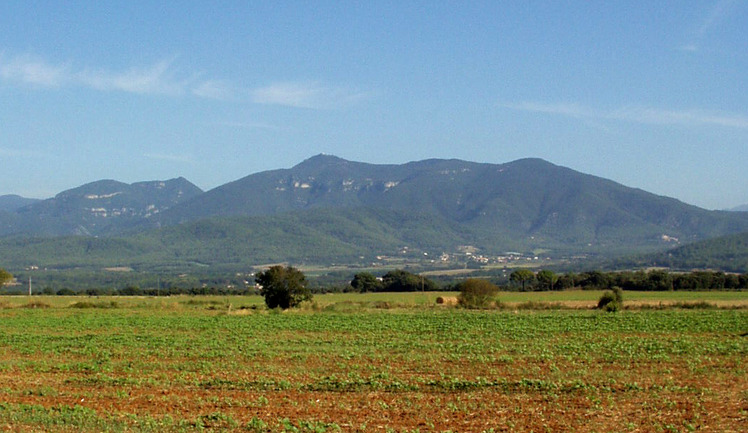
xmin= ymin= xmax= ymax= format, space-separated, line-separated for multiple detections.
xmin=509 ymin=269 xmax=535 ymax=291
xmin=350 ymin=272 xmax=383 ymax=292
xmin=536 ymin=270 xmax=558 ymax=291
xmin=255 ymin=265 xmax=312 ymax=309
xmin=646 ymin=270 xmax=673 ymax=291
xmin=0 ymin=268 xmax=12 ymax=287
xmin=457 ymin=278 xmax=499 ymax=309
xmin=381 ymin=269 xmax=437 ymax=292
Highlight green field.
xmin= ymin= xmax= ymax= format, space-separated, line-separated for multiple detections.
xmin=1 ymin=290 xmax=746 ymax=309
xmin=0 ymin=293 xmax=746 ymax=432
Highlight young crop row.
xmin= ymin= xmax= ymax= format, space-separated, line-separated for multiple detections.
xmin=0 ymin=307 xmax=745 ymax=431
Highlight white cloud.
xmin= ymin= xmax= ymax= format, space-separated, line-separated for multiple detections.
xmin=0 ymin=53 xmax=207 ymax=97
xmin=503 ymin=101 xmax=748 ymax=130
xmin=192 ymin=80 xmax=236 ymax=100
xmin=78 ymin=59 xmax=187 ymax=95
xmin=0 ymin=54 xmax=69 ymax=87
xmin=1 ymin=53 xmax=371 ymax=110
xmin=251 ymin=81 xmax=369 ymax=109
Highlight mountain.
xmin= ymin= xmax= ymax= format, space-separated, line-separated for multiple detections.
xmin=3 ymin=178 xmax=202 ymax=236
xmin=153 ymin=155 xmax=748 ymax=252
xmin=0 ymin=195 xmax=40 ymax=212
xmin=728 ymin=204 xmax=748 ymax=212
xmin=2 ymin=155 xmax=748 ymax=274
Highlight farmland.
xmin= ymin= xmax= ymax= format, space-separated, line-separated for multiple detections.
xmin=0 ymin=293 xmax=746 ymax=432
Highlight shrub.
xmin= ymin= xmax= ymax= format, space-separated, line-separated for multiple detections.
xmin=458 ymin=278 xmax=499 ymax=309
xmin=598 ymin=287 xmax=623 ymax=312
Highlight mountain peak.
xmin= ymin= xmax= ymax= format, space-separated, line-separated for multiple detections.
xmin=293 ymin=154 xmax=349 ymax=169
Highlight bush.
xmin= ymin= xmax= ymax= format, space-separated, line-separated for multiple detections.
xmin=598 ymin=287 xmax=623 ymax=312
xmin=458 ymin=278 xmax=499 ymax=309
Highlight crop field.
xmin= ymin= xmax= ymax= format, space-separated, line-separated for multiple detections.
xmin=0 ymin=293 xmax=746 ymax=432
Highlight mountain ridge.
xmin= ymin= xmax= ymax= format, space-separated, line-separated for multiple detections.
xmin=1 ymin=155 xmax=748 ymax=272
xmin=5 ymin=177 xmax=202 ymax=236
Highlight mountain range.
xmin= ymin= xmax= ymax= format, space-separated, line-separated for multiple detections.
xmin=1 ymin=155 xmax=747 ymax=273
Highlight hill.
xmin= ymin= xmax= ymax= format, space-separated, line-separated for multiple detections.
xmin=0 ymin=195 xmax=40 ymax=212
xmin=4 ymin=178 xmax=202 ymax=236
xmin=0 ymin=207 xmax=470 ymax=272
xmin=612 ymin=231 xmax=748 ymax=273
xmin=728 ymin=204 xmax=748 ymax=212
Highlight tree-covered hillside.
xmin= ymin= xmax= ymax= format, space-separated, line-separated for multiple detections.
xmin=615 ymin=232 xmax=748 ymax=273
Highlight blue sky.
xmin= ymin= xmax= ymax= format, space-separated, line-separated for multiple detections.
xmin=1 ymin=1 xmax=746 ymax=209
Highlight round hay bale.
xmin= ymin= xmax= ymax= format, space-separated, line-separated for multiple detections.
xmin=436 ymin=296 xmax=459 ymax=306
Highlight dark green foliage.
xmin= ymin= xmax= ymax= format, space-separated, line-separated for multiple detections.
xmin=509 ymin=269 xmax=536 ymax=291
xmin=457 ymin=278 xmax=499 ymax=308
xmin=380 ymin=269 xmax=437 ymax=292
xmin=578 ymin=271 xmax=611 ymax=289
xmin=255 ymin=266 xmax=312 ymax=309
xmin=536 ymin=270 xmax=558 ymax=291
xmin=598 ymin=287 xmax=623 ymax=312
xmin=118 ymin=286 xmax=142 ymax=296
xmin=350 ymin=272 xmax=382 ymax=292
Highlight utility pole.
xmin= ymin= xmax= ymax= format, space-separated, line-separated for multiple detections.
xmin=28 ymin=276 xmax=32 ymax=296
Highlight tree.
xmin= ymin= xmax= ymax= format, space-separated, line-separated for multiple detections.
xmin=536 ymin=270 xmax=558 ymax=291
xmin=381 ymin=269 xmax=437 ymax=292
xmin=509 ymin=269 xmax=535 ymax=291
xmin=0 ymin=268 xmax=12 ymax=287
xmin=255 ymin=265 xmax=312 ymax=309
xmin=457 ymin=278 xmax=499 ymax=309
xmin=350 ymin=272 xmax=383 ymax=293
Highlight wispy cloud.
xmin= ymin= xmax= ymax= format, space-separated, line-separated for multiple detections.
xmin=192 ymin=80 xmax=236 ymax=100
xmin=0 ymin=53 xmax=69 ymax=87
xmin=680 ymin=0 xmax=739 ymax=52
xmin=1 ymin=53 xmax=371 ymax=109
xmin=79 ymin=59 xmax=188 ymax=95
xmin=0 ymin=53 xmax=201 ymax=97
xmin=251 ymin=81 xmax=370 ymax=109
xmin=143 ymin=152 xmax=195 ymax=164
xmin=503 ymin=101 xmax=748 ymax=129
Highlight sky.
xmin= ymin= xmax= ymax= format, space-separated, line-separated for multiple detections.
xmin=1 ymin=1 xmax=747 ymax=210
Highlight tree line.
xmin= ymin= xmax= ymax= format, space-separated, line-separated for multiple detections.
xmin=350 ymin=269 xmax=748 ymax=292
xmin=2 ymin=267 xmax=746 ymax=301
